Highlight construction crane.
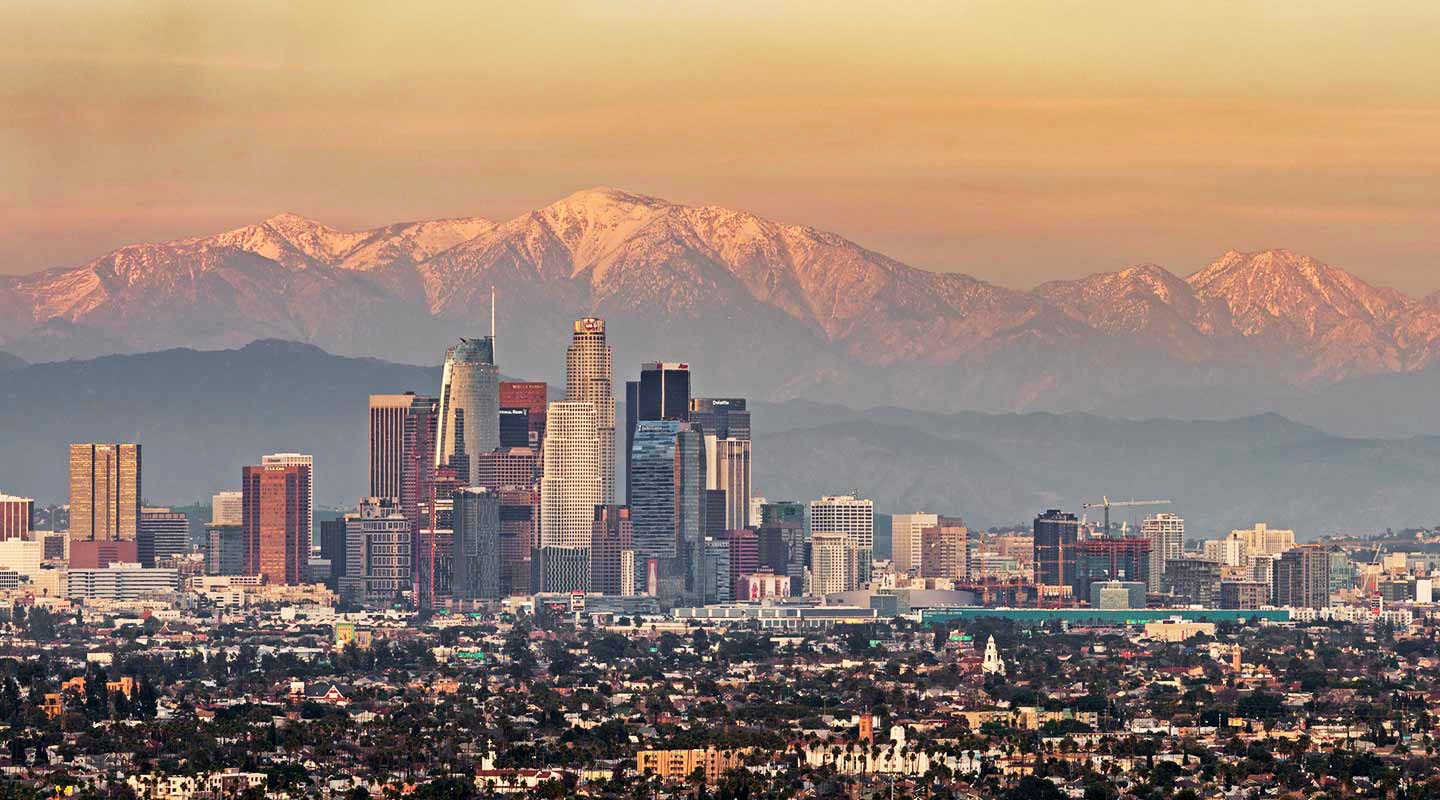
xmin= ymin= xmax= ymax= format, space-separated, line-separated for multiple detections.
xmin=1081 ymin=497 xmax=1171 ymax=537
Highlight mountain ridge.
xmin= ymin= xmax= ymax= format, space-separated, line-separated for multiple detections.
xmin=3 ymin=187 xmax=1436 ymax=413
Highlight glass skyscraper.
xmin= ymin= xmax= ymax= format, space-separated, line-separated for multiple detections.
xmin=629 ymin=419 xmax=706 ymax=601
xmin=452 ymin=487 xmax=501 ymax=600
xmin=624 ymin=361 xmax=690 ymax=505
xmin=1033 ymin=509 xmax=1080 ymax=591
xmin=436 ymin=337 xmax=498 ymax=485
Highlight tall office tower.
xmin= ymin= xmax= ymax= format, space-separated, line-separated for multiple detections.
xmin=339 ymin=497 xmax=410 ymax=606
xmin=436 ymin=337 xmax=499 ymax=485
xmin=809 ymin=531 xmax=857 ymax=596
xmin=0 ymin=494 xmax=33 ymax=541
xmin=211 ymin=491 xmax=243 ymax=526
xmin=498 ymin=488 xmax=539 ymax=596
xmin=1073 ymin=538 xmax=1151 ymax=601
xmin=810 ymin=495 xmax=875 ymax=585
xmin=703 ymin=490 xmax=728 ymax=540
xmin=415 ymin=490 xmax=454 ymax=608
xmin=701 ymin=537 xmax=732 ymax=603
xmin=703 ymin=438 xmax=752 ymax=531
xmin=761 ymin=500 xmax=806 ymax=529
xmin=624 ymin=362 xmax=690 ymax=504
xmin=724 ymin=528 xmax=759 ymax=596
xmin=452 ymin=487 xmax=501 ymax=601
xmin=1033 ymin=509 xmax=1079 ymax=590
xmin=476 ymin=447 xmax=540 ymax=492
xmin=241 ymin=463 xmax=311 ymax=585
xmin=891 ymin=512 xmax=939 ymax=574
xmin=540 ymin=402 xmax=601 ymax=551
xmin=566 ymin=318 xmax=616 ymax=503
xmin=1326 ymin=551 xmax=1353 ymax=595
xmin=688 ymin=398 xmax=750 ymax=440
xmin=68 ymin=443 xmax=141 ymax=541
xmin=630 ymin=420 xmax=707 ymax=600
xmin=400 ymin=395 xmax=440 ymax=538
xmin=1274 ymin=544 xmax=1331 ymax=609
xmin=318 ymin=517 xmax=347 ymax=587
xmin=919 ymin=517 xmax=969 ymax=581
xmin=260 ymin=454 xmax=314 ymax=547
xmin=590 ymin=505 xmax=633 ymax=596
xmin=138 ymin=507 xmax=189 ymax=567
xmin=758 ymin=524 xmax=807 ymax=595
xmin=1141 ymin=513 xmax=1185 ymax=593
xmin=369 ymin=393 xmax=418 ymax=498
xmin=497 ymin=408 xmax=531 ymax=449
xmin=499 ymin=381 xmax=548 ymax=448
xmin=205 ymin=523 xmax=245 ymax=576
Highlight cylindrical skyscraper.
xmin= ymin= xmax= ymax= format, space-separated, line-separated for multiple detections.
xmin=436 ymin=337 xmax=499 ymax=485
xmin=565 ymin=318 xmax=615 ymax=503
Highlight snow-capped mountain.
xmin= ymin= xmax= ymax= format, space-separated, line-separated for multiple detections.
xmin=3 ymin=187 xmax=1437 ymax=412
xmin=1039 ymin=248 xmax=1440 ymax=384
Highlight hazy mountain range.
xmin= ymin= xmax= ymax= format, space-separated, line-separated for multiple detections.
xmin=6 ymin=187 xmax=1440 ymax=415
xmin=3 ymin=340 xmax=1439 ymax=537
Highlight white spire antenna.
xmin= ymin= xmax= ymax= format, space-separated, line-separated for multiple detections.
xmin=490 ymin=285 xmax=496 ymax=339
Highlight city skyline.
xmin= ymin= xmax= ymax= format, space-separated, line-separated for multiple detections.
xmin=4 ymin=5 xmax=1437 ymax=797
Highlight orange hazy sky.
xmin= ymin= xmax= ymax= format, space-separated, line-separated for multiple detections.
xmin=3 ymin=1 xmax=1438 ymax=292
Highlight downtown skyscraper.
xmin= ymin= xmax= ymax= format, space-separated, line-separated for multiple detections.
xmin=1034 ymin=509 xmax=1080 ymax=594
xmin=630 ymin=419 xmax=706 ymax=600
xmin=624 ymin=362 xmax=690 ymax=505
xmin=566 ymin=317 xmax=615 ymax=503
xmin=436 ymin=337 xmax=498 ymax=485
xmin=1142 ymin=512 xmax=1185 ymax=593
xmin=242 ymin=461 xmax=311 ymax=585
xmin=68 ymin=443 xmax=141 ymax=541
xmin=499 ymin=381 xmax=547 ymax=449
xmin=452 ymin=487 xmax=501 ymax=601
xmin=369 ymin=393 xmax=417 ymax=498
xmin=692 ymin=398 xmax=751 ymax=532
xmin=261 ymin=453 xmax=314 ymax=546
xmin=538 ymin=401 xmax=601 ymax=592
xmin=810 ymin=495 xmax=875 ymax=585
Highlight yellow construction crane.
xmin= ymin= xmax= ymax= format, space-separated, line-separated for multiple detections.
xmin=1081 ymin=496 xmax=1171 ymax=537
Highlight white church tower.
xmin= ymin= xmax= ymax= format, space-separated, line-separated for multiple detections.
xmin=981 ymin=635 xmax=1006 ymax=677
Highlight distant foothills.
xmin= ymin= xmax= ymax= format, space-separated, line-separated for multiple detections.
xmin=6 ymin=188 xmax=1440 ymax=419
xmin=4 ymin=340 xmax=1440 ymax=537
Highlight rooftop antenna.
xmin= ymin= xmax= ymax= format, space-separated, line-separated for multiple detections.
xmin=490 ymin=285 xmax=496 ymax=340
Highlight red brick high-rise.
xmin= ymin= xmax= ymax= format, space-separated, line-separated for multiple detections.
xmin=242 ymin=463 xmax=311 ymax=585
